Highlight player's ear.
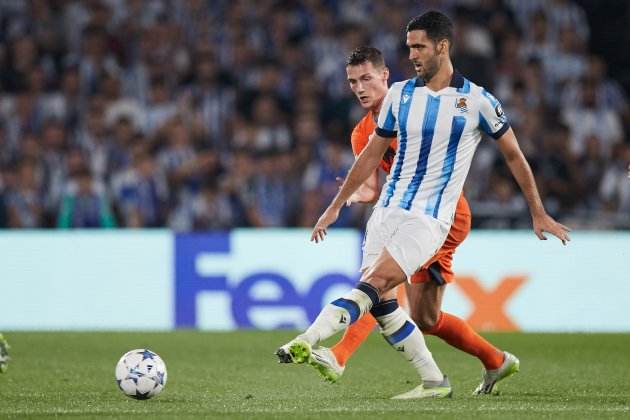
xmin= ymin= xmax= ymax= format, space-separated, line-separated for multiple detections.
xmin=438 ymin=39 xmax=449 ymax=55
xmin=382 ymin=66 xmax=390 ymax=82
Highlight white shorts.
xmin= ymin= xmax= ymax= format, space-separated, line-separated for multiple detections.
xmin=361 ymin=207 xmax=449 ymax=277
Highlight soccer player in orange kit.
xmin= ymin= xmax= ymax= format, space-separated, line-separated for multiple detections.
xmin=308 ymin=46 xmax=518 ymax=395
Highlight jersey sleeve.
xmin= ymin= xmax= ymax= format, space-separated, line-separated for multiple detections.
xmin=350 ymin=125 xmax=365 ymax=156
xmin=478 ymin=89 xmax=510 ymax=140
xmin=375 ymin=85 xmax=398 ymax=138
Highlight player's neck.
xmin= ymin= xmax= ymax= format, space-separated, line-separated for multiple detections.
xmin=424 ymin=61 xmax=454 ymax=92
xmin=371 ymin=97 xmax=385 ymax=120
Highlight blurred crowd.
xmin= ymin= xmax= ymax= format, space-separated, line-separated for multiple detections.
xmin=0 ymin=0 xmax=628 ymax=230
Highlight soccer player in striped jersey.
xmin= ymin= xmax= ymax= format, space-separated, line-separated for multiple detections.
xmin=277 ymin=11 xmax=570 ymax=397
xmin=304 ymin=45 xmax=520 ymax=397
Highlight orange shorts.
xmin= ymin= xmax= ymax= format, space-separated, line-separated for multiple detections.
xmin=409 ymin=209 xmax=471 ymax=285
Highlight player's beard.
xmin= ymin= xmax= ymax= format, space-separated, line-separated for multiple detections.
xmin=417 ymin=54 xmax=439 ymax=82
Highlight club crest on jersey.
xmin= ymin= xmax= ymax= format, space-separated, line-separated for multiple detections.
xmin=455 ymin=97 xmax=468 ymax=113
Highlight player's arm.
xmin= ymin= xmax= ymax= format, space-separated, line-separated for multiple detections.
xmin=351 ymin=170 xmax=380 ymax=203
xmin=337 ymin=170 xmax=380 ymax=205
xmin=479 ymin=89 xmax=570 ymax=244
xmin=346 ymin=124 xmax=382 ymax=204
xmin=496 ymin=128 xmax=571 ymax=244
xmin=311 ymin=133 xmax=391 ymax=242
xmin=311 ymin=84 xmax=399 ymax=242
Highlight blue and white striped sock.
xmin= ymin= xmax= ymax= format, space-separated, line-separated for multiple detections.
xmin=298 ymin=282 xmax=379 ymax=346
xmin=371 ymin=299 xmax=444 ymax=383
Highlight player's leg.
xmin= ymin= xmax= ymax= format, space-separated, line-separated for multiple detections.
xmin=364 ymin=213 xmax=450 ymax=398
xmin=279 ymin=250 xmax=449 ymax=397
xmin=408 ymin=267 xmax=519 ymax=395
xmin=369 ymin=285 xmax=451 ymax=399
xmin=275 ymin=248 xmax=402 ymax=364
xmin=278 ymin=209 xmax=450 ymax=397
xmin=0 ymin=333 xmax=10 ymax=373
xmin=337 ymin=248 xmax=451 ymax=398
xmin=325 ymin=280 xmax=410 ymax=369
xmin=407 ymin=205 xmax=502 ymax=368
xmin=276 ymin=207 xmax=396 ymax=363
xmin=310 ymin=288 xmax=395 ymax=383
xmin=407 ymin=276 xmax=504 ymax=368
xmin=329 ymin=312 xmax=376 ymax=367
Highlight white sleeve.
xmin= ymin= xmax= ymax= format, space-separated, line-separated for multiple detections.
xmin=478 ymin=88 xmax=510 ymax=140
xmin=375 ymin=85 xmax=399 ymax=138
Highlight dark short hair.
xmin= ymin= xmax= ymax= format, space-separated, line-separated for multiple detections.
xmin=406 ymin=11 xmax=454 ymax=46
xmin=346 ymin=46 xmax=385 ymax=67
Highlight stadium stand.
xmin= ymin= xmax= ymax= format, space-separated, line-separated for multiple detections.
xmin=0 ymin=0 xmax=627 ymax=229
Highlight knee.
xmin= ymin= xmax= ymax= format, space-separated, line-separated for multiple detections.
xmin=363 ymin=268 xmax=401 ymax=295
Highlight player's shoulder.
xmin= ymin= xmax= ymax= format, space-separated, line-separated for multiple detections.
xmin=388 ymin=79 xmax=413 ymax=94
xmin=353 ymin=111 xmax=374 ymax=132
xmin=466 ymin=79 xmax=500 ymax=103
xmin=464 ymin=79 xmax=486 ymax=98
xmin=351 ymin=111 xmax=375 ymax=153
xmin=459 ymin=79 xmax=504 ymax=112
xmin=391 ymin=79 xmax=411 ymax=88
xmin=352 ymin=111 xmax=375 ymax=138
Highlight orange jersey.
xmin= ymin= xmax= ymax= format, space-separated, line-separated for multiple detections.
xmin=350 ymin=110 xmax=397 ymax=173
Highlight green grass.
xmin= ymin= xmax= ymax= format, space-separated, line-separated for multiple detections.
xmin=0 ymin=332 xmax=629 ymax=419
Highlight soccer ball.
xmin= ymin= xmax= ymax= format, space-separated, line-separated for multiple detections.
xmin=115 ymin=349 xmax=167 ymax=400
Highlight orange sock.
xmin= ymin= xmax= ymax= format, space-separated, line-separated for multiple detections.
xmin=425 ymin=311 xmax=504 ymax=370
xmin=331 ymin=312 xmax=377 ymax=366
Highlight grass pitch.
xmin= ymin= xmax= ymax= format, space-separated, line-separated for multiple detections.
xmin=0 ymin=331 xmax=629 ymax=419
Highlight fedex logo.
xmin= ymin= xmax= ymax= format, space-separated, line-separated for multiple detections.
xmin=174 ymin=232 xmax=360 ymax=329
xmin=173 ymin=231 xmax=528 ymax=331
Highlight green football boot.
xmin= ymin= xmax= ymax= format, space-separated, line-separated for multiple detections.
xmin=275 ymin=338 xmax=313 ymax=364
xmin=309 ymin=347 xmax=345 ymax=383
xmin=391 ymin=376 xmax=453 ymax=399
xmin=473 ymin=351 xmax=520 ymax=395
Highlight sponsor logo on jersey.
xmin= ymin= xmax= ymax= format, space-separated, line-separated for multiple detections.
xmin=495 ymin=103 xmax=504 ymax=118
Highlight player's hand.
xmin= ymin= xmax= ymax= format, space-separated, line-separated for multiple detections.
xmin=532 ymin=213 xmax=571 ymax=245
xmin=311 ymin=206 xmax=340 ymax=243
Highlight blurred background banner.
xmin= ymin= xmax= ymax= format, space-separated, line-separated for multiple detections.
xmin=0 ymin=0 xmax=628 ymax=333
xmin=0 ymin=230 xmax=173 ymax=330
xmin=1 ymin=230 xmax=628 ymax=332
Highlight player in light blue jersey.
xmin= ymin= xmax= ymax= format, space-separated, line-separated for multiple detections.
xmin=277 ymin=10 xmax=570 ymax=398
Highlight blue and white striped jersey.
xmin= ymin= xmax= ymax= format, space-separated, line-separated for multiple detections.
xmin=375 ymin=71 xmax=509 ymax=225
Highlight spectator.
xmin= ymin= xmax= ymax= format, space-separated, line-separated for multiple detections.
xmin=170 ymin=179 xmax=233 ymax=231
xmin=301 ymin=142 xmax=354 ymax=227
xmin=57 ymin=166 xmax=116 ymax=229
xmin=0 ymin=0 xmax=627 ymax=230
xmin=5 ymin=160 xmax=44 ymax=228
xmin=246 ymin=151 xmax=300 ymax=227
xmin=600 ymin=143 xmax=630 ymax=220
xmin=575 ymin=135 xmax=607 ymax=211
xmin=561 ymin=78 xmax=623 ymax=158
xmin=111 ymin=146 xmax=168 ymax=227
